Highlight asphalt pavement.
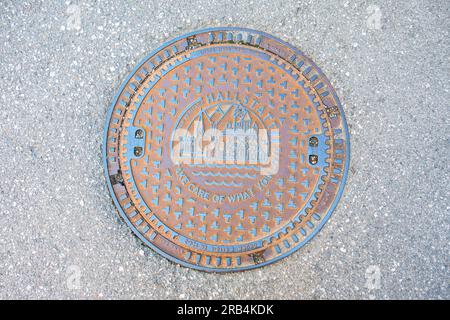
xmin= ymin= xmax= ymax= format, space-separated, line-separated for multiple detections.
xmin=0 ymin=0 xmax=448 ymax=299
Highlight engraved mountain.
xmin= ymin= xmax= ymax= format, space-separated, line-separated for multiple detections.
xmin=186 ymin=103 xmax=263 ymax=134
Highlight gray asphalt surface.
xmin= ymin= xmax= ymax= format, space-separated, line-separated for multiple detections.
xmin=0 ymin=0 xmax=449 ymax=299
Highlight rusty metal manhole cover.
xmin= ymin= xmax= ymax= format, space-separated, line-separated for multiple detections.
xmin=103 ymin=27 xmax=350 ymax=272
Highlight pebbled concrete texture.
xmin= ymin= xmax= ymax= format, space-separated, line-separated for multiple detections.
xmin=0 ymin=0 xmax=448 ymax=299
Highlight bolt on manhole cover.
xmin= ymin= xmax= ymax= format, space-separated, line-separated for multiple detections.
xmin=103 ymin=27 xmax=350 ymax=272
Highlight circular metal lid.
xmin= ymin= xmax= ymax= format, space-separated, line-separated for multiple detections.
xmin=103 ymin=27 xmax=350 ymax=272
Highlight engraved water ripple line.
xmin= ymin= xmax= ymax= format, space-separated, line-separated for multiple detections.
xmin=204 ymin=180 xmax=244 ymax=187
xmin=192 ymin=171 xmax=257 ymax=179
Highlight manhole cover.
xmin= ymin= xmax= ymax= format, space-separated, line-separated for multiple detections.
xmin=103 ymin=27 xmax=349 ymax=272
